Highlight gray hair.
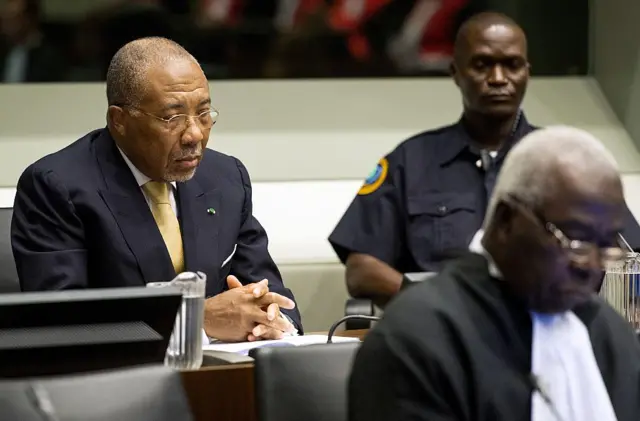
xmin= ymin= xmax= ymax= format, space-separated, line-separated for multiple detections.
xmin=106 ymin=37 xmax=199 ymax=107
xmin=483 ymin=125 xmax=620 ymax=228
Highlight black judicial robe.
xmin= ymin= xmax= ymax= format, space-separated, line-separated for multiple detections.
xmin=349 ymin=253 xmax=640 ymax=421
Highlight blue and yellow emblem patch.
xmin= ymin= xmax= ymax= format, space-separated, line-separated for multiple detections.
xmin=358 ymin=158 xmax=388 ymax=195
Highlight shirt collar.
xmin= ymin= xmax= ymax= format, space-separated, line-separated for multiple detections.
xmin=468 ymin=229 xmax=503 ymax=279
xmin=437 ymin=110 xmax=532 ymax=167
xmin=117 ymin=147 xmax=176 ymax=189
xmin=470 ymin=230 xmax=571 ymax=322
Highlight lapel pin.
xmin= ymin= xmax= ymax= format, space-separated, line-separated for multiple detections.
xmin=207 ymin=208 xmax=216 ymax=215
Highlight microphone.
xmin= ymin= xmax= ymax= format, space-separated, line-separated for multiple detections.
xmin=326 ymin=315 xmax=381 ymax=343
xmin=494 ymin=301 xmax=567 ymax=421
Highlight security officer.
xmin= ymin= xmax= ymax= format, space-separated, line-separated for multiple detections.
xmin=328 ymin=12 xmax=640 ymax=307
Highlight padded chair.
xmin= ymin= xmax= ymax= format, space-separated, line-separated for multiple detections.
xmin=343 ymin=298 xmax=376 ymax=330
xmin=344 ymin=271 xmax=437 ymax=330
xmin=251 ymin=342 xmax=361 ymax=421
xmin=0 ymin=207 xmax=18 ymax=293
xmin=0 ymin=364 xmax=194 ymax=421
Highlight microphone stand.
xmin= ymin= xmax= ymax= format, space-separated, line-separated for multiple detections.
xmin=326 ymin=315 xmax=381 ymax=343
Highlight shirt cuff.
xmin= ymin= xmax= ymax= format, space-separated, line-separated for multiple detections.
xmin=203 ymin=315 xmax=298 ymax=344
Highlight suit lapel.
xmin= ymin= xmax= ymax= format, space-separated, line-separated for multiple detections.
xmin=177 ymin=174 xmax=221 ymax=276
xmin=94 ymin=130 xmax=176 ymax=283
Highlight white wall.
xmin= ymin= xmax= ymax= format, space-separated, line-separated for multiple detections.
xmin=2 ymin=176 xmax=640 ymax=265
xmin=1 ymin=77 xmax=638 ymax=330
xmin=0 ymin=77 xmax=638 ymax=187
xmin=591 ymin=0 xmax=640 ymax=149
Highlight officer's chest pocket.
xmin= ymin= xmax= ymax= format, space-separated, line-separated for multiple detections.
xmin=407 ymin=192 xmax=480 ymax=262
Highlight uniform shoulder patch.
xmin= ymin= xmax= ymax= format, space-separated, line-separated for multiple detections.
xmin=358 ymin=158 xmax=389 ymax=195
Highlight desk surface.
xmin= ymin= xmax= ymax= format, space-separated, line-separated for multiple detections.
xmin=180 ymin=330 xmax=368 ymax=421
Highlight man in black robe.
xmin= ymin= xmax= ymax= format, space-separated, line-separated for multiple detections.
xmin=349 ymin=125 xmax=640 ymax=421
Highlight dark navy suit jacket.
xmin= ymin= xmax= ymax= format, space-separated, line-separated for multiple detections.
xmin=11 ymin=128 xmax=302 ymax=329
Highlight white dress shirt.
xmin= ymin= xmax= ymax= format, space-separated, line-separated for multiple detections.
xmin=118 ymin=148 xmax=177 ymax=213
xmin=2 ymin=34 xmax=44 ymax=83
xmin=3 ymin=45 xmax=28 ymax=83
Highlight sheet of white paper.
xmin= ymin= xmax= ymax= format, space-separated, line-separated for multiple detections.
xmin=203 ymin=335 xmax=360 ymax=356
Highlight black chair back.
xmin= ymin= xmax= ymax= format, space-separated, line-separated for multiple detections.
xmin=0 ymin=208 xmax=18 ymax=293
xmin=0 ymin=365 xmax=194 ymax=421
xmin=251 ymin=342 xmax=361 ymax=421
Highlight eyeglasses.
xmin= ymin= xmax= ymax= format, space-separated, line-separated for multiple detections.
xmin=123 ymin=106 xmax=219 ymax=132
xmin=545 ymin=221 xmax=626 ymax=266
xmin=505 ymin=195 xmax=626 ymax=267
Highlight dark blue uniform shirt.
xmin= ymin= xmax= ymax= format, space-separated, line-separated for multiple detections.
xmin=329 ymin=114 xmax=640 ymax=274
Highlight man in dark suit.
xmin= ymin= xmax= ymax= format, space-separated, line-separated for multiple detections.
xmin=0 ymin=0 xmax=66 ymax=83
xmin=11 ymin=36 xmax=301 ymax=342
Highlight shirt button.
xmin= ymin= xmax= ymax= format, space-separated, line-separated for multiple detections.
xmin=438 ymin=205 xmax=447 ymax=214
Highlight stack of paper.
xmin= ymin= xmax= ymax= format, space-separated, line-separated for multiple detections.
xmin=203 ymin=335 xmax=360 ymax=357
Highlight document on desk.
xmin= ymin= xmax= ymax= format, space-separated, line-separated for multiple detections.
xmin=203 ymin=335 xmax=360 ymax=356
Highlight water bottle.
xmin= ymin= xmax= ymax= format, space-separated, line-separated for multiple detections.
xmin=147 ymin=271 xmax=206 ymax=370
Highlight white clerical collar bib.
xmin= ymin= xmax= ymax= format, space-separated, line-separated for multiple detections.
xmin=469 ymin=230 xmax=617 ymax=421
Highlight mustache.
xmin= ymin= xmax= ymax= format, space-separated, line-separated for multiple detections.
xmin=172 ymin=147 xmax=202 ymax=160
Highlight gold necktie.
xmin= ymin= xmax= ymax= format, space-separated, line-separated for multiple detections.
xmin=142 ymin=181 xmax=184 ymax=274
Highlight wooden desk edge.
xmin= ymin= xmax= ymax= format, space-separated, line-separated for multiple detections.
xmin=180 ymin=329 xmax=368 ymax=421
